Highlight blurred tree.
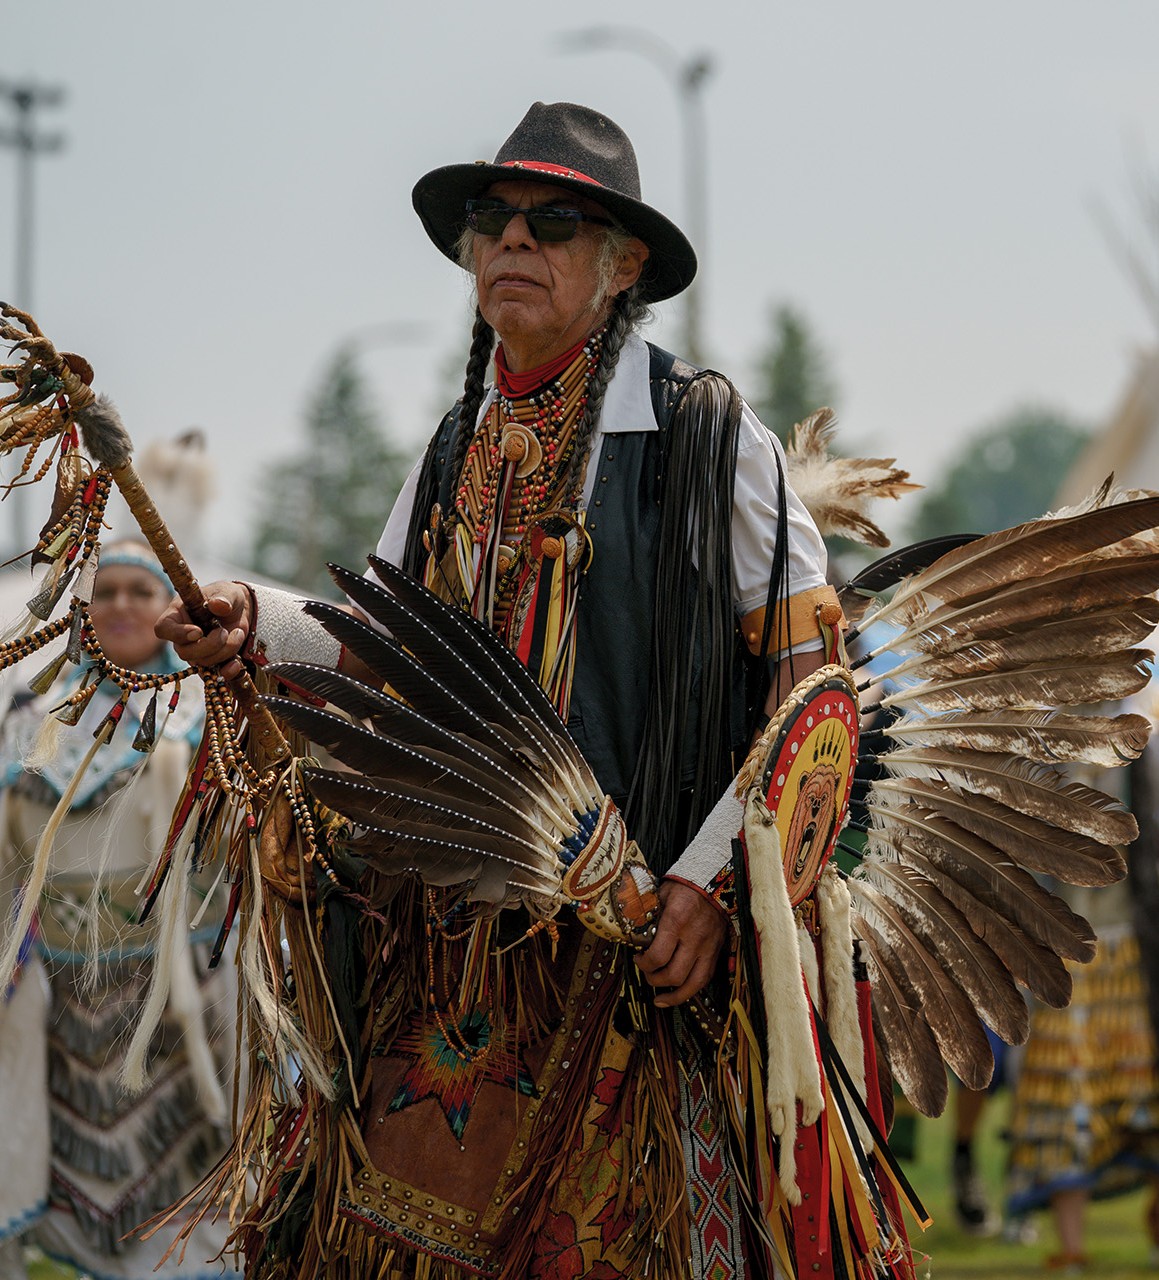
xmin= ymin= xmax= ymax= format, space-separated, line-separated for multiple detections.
xmin=250 ymin=345 xmax=410 ymax=595
xmin=905 ymin=406 xmax=1091 ymax=543
xmin=753 ymin=303 xmax=838 ymax=442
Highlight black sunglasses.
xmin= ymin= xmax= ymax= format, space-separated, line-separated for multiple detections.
xmin=464 ymin=198 xmax=615 ymax=243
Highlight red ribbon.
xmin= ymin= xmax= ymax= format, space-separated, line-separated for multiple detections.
xmin=499 ymin=159 xmax=601 ymax=186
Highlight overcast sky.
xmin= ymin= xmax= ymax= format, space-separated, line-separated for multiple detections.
xmin=3 ymin=1 xmax=1158 ymax=561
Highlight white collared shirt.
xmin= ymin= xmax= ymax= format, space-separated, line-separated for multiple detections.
xmin=375 ymin=330 xmax=827 ymax=615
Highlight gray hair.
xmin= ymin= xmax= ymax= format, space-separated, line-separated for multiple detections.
xmin=454 ymin=221 xmax=652 ymax=321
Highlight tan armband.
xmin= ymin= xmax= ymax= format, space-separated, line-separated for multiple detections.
xmin=740 ymin=585 xmax=845 ymax=658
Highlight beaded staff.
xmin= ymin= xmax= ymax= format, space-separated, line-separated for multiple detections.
xmin=0 ymin=304 xmax=331 ymax=1004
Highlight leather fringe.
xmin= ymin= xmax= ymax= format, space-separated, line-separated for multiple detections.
xmin=629 ymin=371 xmax=745 ymax=871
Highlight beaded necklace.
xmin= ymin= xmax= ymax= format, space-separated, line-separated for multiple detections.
xmin=453 ymin=328 xmax=604 ymax=630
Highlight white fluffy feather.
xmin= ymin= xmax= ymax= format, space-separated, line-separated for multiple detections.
xmin=786 ymin=408 xmax=920 ymax=547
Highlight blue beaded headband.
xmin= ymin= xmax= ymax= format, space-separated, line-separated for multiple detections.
xmin=98 ymin=542 xmax=173 ymax=591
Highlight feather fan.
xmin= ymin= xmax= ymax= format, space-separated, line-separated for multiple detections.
xmin=839 ymin=486 xmax=1159 ymax=1112
xmin=262 ymin=562 xmax=662 ymax=930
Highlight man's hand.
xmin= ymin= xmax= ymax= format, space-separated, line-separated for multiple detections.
xmin=635 ymin=879 xmax=728 ymax=1008
xmin=155 ymin=581 xmax=252 ymax=677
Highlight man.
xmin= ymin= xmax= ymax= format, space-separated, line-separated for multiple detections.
xmin=159 ymin=102 xmax=840 ymax=1279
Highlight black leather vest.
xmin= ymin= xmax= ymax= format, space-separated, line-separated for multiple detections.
xmin=414 ymin=344 xmax=748 ymax=826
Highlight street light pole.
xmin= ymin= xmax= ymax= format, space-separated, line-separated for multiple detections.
xmin=0 ymin=81 xmax=66 ymax=556
xmin=560 ymin=28 xmax=714 ymax=364
xmin=0 ymin=80 xmax=67 ymax=312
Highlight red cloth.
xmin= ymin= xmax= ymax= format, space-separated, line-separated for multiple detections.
xmin=494 ymin=335 xmax=590 ymax=398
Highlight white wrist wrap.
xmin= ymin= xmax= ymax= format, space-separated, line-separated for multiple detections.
xmin=248 ymin=584 xmax=343 ymax=670
xmin=665 ymin=778 xmax=745 ymax=891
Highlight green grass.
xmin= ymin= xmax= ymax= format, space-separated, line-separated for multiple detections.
xmin=28 ymin=1254 xmax=76 ymax=1280
xmin=25 ymin=1093 xmax=1159 ymax=1278
xmin=899 ymin=1091 xmax=1158 ymax=1278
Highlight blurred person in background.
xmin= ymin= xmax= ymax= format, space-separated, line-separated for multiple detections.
xmin=1005 ymin=734 xmax=1159 ymax=1274
xmin=0 ymin=542 xmax=233 ymax=1280
xmin=949 ymin=1044 xmax=1007 ymax=1239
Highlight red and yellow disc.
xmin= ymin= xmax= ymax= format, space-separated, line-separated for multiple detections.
xmin=759 ymin=669 xmax=859 ymax=907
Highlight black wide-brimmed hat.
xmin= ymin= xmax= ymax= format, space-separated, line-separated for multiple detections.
xmin=412 ymin=101 xmax=697 ymax=304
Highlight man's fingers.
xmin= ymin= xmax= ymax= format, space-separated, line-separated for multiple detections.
xmin=206 ymin=594 xmax=241 ymax=621
xmin=636 ymin=939 xmax=693 ymax=989
xmin=633 ymin=881 xmax=729 ymax=1007
xmin=653 ymin=957 xmax=714 ymax=1008
xmin=170 ymin=625 xmax=246 ymax=666
xmin=635 ymin=930 xmax=677 ymax=976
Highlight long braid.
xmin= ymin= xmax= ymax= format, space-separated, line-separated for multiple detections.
xmin=448 ymin=308 xmax=495 ymax=495
xmin=560 ymin=284 xmax=647 ymax=499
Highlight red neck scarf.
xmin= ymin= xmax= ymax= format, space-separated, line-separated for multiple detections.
xmin=494 ymin=334 xmax=592 ymax=398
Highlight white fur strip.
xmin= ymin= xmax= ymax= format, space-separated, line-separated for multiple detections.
xmin=817 ymin=866 xmax=872 ymax=1155
xmin=744 ymin=796 xmax=823 ymax=1204
xmin=799 ymin=926 xmax=820 ymax=1005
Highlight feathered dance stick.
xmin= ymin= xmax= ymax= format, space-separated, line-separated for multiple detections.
xmin=0 ymin=302 xmax=289 ymax=768
xmin=0 ymin=307 xmax=343 ymax=1107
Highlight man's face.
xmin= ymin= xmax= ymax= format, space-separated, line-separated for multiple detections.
xmin=472 ymin=179 xmax=643 ymax=371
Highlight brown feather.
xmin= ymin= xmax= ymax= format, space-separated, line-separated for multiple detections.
xmin=848 ymin=878 xmax=994 ymax=1091
xmin=269 ymin=698 xmax=570 ymax=841
xmin=785 ymin=408 xmax=921 ymax=547
xmin=880 ymin=599 xmax=1159 ymax=679
xmin=303 ymin=768 xmax=552 ymax=855
xmin=856 ymin=858 xmax=1028 ymax=1044
xmin=881 ymin=709 xmax=1151 ymax=768
xmin=882 ymin=494 xmax=1159 ymax=615
xmin=881 ymin=650 xmax=1152 ymax=714
xmin=892 ymin=838 xmax=1072 ymax=1008
xmin=871 ymin=777 xmax=1128 ymax=886
xmin=845 ymin=880 xmax=988 ymax=1090
xmin=854 ymin=924 xmax=948 ymax=1117
xmin=346 ymin=822 xmax=559 ymax=896
xmin=862 ymin=556 xmax=1159 ymax=661
xmin=866 ymin=803 xmax=1097 ymax=961
xmin=347 ymin=827 xmax=551 ymax=904
xmin=877 ymin=748 xmax=1138 ymax=848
